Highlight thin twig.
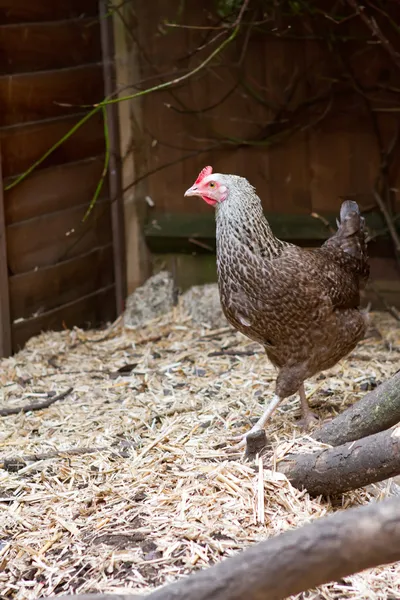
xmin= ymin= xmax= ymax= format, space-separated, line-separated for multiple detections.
xmin=82 ymin=105 xmax=110 ymax=221
xmin=346 ymin=0 xmax=400 ymax=72
xmin=373 ymin=190 xmax=400 ymax=255
xmin=0 ymin=388 xmax=73 ymax=417
xmin=208 ymin=349 xmax=260 ymax=357
xmin=0 ymin=445 xmax=128 ymax=472
xmin=367 ymin=280 xmax=400 ymax=322
xmin=311 ymin=212 xmax=336 ymax=234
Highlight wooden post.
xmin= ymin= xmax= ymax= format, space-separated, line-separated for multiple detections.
xmin=0 ymin=149 xmax=12 ymax=357
xmin=111 ymin=0 xmax=151 ymax=295
xmin=99 ymin=0 xmax=127 ymax=314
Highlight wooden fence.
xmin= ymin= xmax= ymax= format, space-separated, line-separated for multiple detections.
xmin=0 ymin=0 xmax=126 ymax=356
xmin=0 ymin=0 xmax=399 ymax=355
xmin=116 ymin=0 xmax=400 ymax=302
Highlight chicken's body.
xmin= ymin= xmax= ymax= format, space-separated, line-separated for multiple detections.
xmin=185 ymin=168 xmax=369 ymax=450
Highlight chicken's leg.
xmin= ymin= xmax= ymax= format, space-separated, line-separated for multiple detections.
xmin=298 ymin=383 xmax=318 ymax=431
xmin=234 ymin=394 xmax=283 ymax=449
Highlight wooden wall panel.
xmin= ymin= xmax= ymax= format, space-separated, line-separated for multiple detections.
xmin=9 ymin=245 xmax=114 ymax=320
xmin=12 ymin=285 xmax=115 ymax=353
xmin=0 ymin=111 xmax=105 ymax=178
xmin=4 ymin=157 xmax=108 ymax=224
xmin=131 ymin=0 xmax=400 ymax=311
xmin=136 ymin=0 xmax=399 ymax=222
xmin=0 ymin=0 xmax=119 ymax=355
xmin=0 ymin=0 xmax=98 ymax=24
xmin=0 ymin=65 xmax=104 ymax=126
xmin=0 ymin=19 xmax=101 ymax=75
xmin=7 ymin=200 xmax=112 ymax=274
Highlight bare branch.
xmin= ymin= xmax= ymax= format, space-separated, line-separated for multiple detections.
xmin=314 ymin=370 xmax=400 ymax=446
xmin=346 ymin=0 xmax=400 ymax=72
xmin=46 ymin=498 xmax=400 ymax=600
xmin=279 ymin=424 xmax=400 ymax=495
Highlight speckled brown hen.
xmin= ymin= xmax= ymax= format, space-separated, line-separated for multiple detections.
xmin=184 ymin=166 xmax=369 ymax=452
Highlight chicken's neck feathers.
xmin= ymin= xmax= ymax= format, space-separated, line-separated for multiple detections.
xmin=215 ymin=179 xmax=284 ymax=258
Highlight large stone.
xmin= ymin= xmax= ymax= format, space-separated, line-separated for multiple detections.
xmin=124 ymin=271 xmax=177 ymax=328
xmin=181 ymin=283 xmax=229 ymax=329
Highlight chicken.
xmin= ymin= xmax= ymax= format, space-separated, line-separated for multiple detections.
xmin=184 ymin=166 xmax=369 ymax=452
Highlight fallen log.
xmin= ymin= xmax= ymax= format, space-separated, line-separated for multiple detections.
xmin=278 ymin=424 xmax=400 ymax=495
xmin=313 ymin=369 xmax=400 ymax=446
xmin=44 ymin=497 xmax=400 ymax=600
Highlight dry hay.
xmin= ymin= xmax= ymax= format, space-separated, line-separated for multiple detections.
xmin=0 ymin=309 xmax=399 ymax=600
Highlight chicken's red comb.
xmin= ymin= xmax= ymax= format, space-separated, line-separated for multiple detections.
xmin=195 ymin=166 xmax=213 ymax=184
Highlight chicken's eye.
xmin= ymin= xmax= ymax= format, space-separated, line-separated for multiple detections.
xmin=209 ymin=182 xmax=215 ymax=188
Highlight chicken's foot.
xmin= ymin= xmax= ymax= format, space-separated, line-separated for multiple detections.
xmin=234 ymin=394 xmax=283 ymax=451
xmin=298 ymin=383 xmax=318 ymax=431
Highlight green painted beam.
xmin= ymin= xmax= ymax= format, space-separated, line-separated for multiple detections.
xmin=144 ymin=211 xmax=399 ymax=254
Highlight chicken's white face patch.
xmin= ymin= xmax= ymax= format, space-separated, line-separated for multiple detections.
xmin=199 ymin=175 xmax=228 ymax=205
xmin=184 ymin=167 xmax=229 ymax=206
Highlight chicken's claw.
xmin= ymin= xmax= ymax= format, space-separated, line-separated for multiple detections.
xmin=229 ymin=426 xmax=267 ymax=460
xmin=298 ymin=411 xmax=319 ymax=431
xmin=243 ymin=429 xmax=267 ymax=460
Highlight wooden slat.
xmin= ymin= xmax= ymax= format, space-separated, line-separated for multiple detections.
xmin=0 ymin=149 xmax=11 ymax=356
xmin=4 ymin=156 xmax=108 ymax=225
xmin=7 ymin=199 xmax=112 ymax=274
xmin=9 ymin=244 xmax=114 ymax=320
xmin=0 ymin=64 xmax=104 ymax=127
xmin=0 ymin=18 xmax=101 ymax=75
xmin=144 ymin=210 xmax=400 ymax=253
xmin=309 ymin=115 xmax=380 ymax=214
xmin=12 ymin=284 xmax=116 ymax=353
xmin=0 ymin=111 xmax=105 ymax=178
xmin=140 ymin=0 xmax=201 ymax=217
xmin=0 ymin=0 xmax=98 ymax=24
xmin=154 ymin=253 xmax=400 ymax=309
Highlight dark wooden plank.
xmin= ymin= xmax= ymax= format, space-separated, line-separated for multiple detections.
xmin=0 ymin=0 xmax=98 ymax=24
xmin=12 ymin=284 xmax=116 ymax=353
xmin=100 ymin=0 xmax=126 ymax=315
xmin=0 ymin=149 xmax=12 ymax=356
xmin=4 ymin=156 xmax=108 ymax=225
xmin=0 ymin=111 xmax=105 ymax=178
xmin=7 ymin=199 xmax=112 ymax=274
xmin=0 ymin=18 xmax=101 ymax=75
xmin=144 ymin=211 xmax=400 ymax=253
xmin=9 ymin=244 xmax=114 ymax=320
xmin=144 ymin=211 xmax=395 ymax=240
xmin=0 ymin=64 xmax=104 ymax=127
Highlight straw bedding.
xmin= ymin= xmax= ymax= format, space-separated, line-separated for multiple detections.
xmin=0 ymin=307 xmax=399 ymax=599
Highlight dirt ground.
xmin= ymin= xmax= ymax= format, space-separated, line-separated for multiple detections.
xmin=0 ymin=309 xmax=399 ymax=599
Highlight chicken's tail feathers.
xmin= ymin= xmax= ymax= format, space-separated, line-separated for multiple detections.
xmin=335 ymin=199 xmax=367 ymax=254
xmin=338 ymin=200 xmax=364 ymax=234
xmin=323 ymin=199 xmax=369 ymax=282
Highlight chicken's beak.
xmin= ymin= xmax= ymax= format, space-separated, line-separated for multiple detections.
xmin=184 ymin=185 xmax=199 ymax=197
